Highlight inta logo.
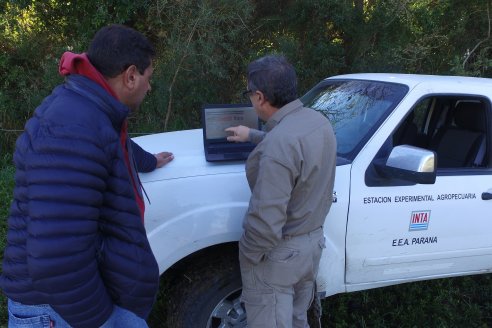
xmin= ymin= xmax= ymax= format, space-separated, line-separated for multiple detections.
xmin=409 ymin=210 xmax=430 ymax=231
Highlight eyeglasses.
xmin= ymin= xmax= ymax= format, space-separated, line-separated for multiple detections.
xmin=242 ymin=89 xmax=254 ymax=99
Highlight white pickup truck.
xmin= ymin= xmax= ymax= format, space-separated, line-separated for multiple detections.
xmin=135 ymin=73 xmax=492 ymax=327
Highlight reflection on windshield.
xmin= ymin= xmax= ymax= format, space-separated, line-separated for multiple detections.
xmin=302 ymin=80 xmax=408 ymax=160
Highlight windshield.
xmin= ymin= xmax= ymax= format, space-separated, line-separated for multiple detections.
xmin=301 ymin=79 xmax=408 ymax=160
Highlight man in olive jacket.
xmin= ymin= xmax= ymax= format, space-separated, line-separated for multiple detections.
xmin=227 ymin=55 xmax=337 ymax=327
xmin=1 ymin=25 xmax=165 ymax=327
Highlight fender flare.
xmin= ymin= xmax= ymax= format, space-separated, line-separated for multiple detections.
xmin=147 ymin=202 xmax=248 ymax=274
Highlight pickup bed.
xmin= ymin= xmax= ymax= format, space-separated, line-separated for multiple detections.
xmin=135 ymin=73 xmax=492 ymax=327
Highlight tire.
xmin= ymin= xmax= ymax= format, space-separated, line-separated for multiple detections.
xmin=167 ymin=248 xmax=247 ymax=328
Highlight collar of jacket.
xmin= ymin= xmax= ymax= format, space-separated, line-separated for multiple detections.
xmin=265 ymin=99 xmax=303 ymax=132
xmin=64 ymin=74 xmax=130 ymax=132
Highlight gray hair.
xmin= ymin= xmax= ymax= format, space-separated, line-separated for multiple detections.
xmin=247 ymin=55 xmax=297 ymax=108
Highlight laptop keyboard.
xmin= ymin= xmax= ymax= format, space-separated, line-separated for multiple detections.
xmin=208 ymin=143 xmax=254 ymax=154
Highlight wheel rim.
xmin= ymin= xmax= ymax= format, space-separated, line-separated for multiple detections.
xmin=206 ymin=288 xmax=247 ymax=328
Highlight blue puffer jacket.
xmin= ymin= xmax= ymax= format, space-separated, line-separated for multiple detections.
xmin=0 ymin=75 xmax=159 ymax=327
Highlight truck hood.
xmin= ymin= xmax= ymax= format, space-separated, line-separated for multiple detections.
xmin=133 ymin=129 xmax=247 ymax=182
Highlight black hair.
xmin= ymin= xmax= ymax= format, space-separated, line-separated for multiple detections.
xmin=87 ymin=24 xmax=155 ymax=78
xmin=247 ymin=55 xmax=298 ymax=108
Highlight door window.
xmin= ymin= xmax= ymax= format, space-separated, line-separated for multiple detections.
xmin=394 ymin=96 xmax=489 ymax=169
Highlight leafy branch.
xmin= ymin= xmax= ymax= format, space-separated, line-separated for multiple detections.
xmin=164 ymin=18 xmax=199 ymax=130
xmin=463 ymin=1 xmax=491 ymax=69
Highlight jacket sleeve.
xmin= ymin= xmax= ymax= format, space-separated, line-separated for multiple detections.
xmin=249 ymin=128 xmax=266 ymax=144
xmin=131 ymin=139 xmax=157 ymax=173
xmin=24 ymin=124 xmax=113 ymax=328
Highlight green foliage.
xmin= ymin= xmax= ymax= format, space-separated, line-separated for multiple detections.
xmin=0 ymin=0 xmax=151 ymax=152
xmin=0 ymin=154 xmax=13 ymax=231
xmin=2 ymin=0 xmax=492 ymax=149
xmin=139 ymin=0 xmax=254 ymax=133
xmin=0 ymin=1 xmax=492 ymax=325
xmin=0 ymin=153 xmax=14 ymax=324
xmin=0 ymin=19 xmax=62 ymax=153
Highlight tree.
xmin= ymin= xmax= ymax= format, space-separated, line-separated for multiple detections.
xmin=143 ymin=0 xmax=254 ymax=131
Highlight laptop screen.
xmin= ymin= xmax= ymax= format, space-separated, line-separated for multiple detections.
xmin=201 ymin=104 xmax=260 ymax=162
xmin=203 ymin=105 xmax=258 ymax=140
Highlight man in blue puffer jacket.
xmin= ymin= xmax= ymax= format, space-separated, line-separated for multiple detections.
xmin=1 ymin=24 xmax=167 ymax=327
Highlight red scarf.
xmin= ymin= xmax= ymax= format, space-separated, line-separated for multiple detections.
xmin=59 ymin=52 xmax=146 ymax=222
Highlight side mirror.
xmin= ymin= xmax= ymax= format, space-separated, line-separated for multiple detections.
xmin=383 ymin=145 xmax=436 ymax=184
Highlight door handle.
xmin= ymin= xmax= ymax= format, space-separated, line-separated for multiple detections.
xmin=481 ymin=192 xmax=492 ymax=200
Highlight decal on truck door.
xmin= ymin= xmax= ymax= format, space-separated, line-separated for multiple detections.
xmin=392 ymin=236 xmax=438 ymax=246
xmin=409 ymin=210 xmax=430 ymax=231
xmin=363 ymin=193 xmax=477 ymax=205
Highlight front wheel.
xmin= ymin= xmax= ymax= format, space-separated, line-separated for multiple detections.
xmin=207 ymin=285 xmax=245 ymax=327
xmin=166 ymin=248 xmax=246 ymax=328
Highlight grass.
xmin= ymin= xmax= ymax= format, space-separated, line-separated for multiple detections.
xmin=320 ymin=275 xmax=491 ymax=327
xmin=0 ymin=155 xmax=491 ymax=327
xmin=146 ymin=274 xmax=492 ymax=327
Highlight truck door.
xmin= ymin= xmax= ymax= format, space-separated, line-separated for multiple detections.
xmin=345 ymin=95 xmax=492 ymax=287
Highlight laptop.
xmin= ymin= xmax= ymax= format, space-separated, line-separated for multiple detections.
xmin=202 ymin=104 xmax=260 ymax=162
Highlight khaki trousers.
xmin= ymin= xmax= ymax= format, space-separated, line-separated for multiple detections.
xmin=239 ymin=228 xmax=325 ymax=328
